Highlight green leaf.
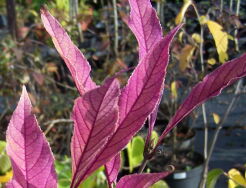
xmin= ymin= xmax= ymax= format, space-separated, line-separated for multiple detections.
xmin=127 ymin=136 xmax=145 ymax=172
xmin=0 ymin=155 xmax=11 ymax=174
xmin=151 ymin=130 xmax=159 ymax=146
xmin=150 ymin=180 xmax=169 ymax=188
xmin=207 ymin=168 xmax=224 ymax=188
xmin=79 ymin=167 xmax=106 ymax=188
xmin=0 ymin=141 xmax=6 ymax=154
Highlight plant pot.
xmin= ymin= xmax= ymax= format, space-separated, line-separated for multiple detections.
xmin=148 ymin=151 xmax=204 ymax=188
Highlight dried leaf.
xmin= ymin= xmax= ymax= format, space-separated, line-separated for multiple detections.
xmin=179 ymin=44 xmax=196 ymax=71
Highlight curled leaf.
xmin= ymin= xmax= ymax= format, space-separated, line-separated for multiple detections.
xmin=175 ymin=0 xmax=192 ymax=25
xmin=6 ymin=86 xmax=57 ymax=188
xmin=206 ymin=168 xmax=224 ymax=188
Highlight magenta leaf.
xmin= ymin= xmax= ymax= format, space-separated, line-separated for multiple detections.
xmin=116 ymin=172 xmax=171 ymax=188
xmin=6 ymin=86 xmax=57 ymax=188
xmin=70 ymin=78 xmax=120 ymax=188
xmin=105 ymin=153 xmax=121 ymax=187
xmin=159 ymin=53 xmax=246 ymax=141
xmin=127 ymin=0 xmax=163 ymax=60
xmin=41 ymin=8 xmax=96 ymax=95
xmin=77 ymin=25 xmax=181 ymax=181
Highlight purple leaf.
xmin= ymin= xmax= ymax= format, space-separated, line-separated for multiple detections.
xmin=6 ymin=86 xmax=57 ymax=188
xmin=116 ymin=172 xmax=171 ymax=188
xmin=41 ymin=8 xmax=96 ymax=95
xmin=127 ymin=0 xmax=163 ymax=60
xmin=105 ymin=153 xmax=121 ymax=187
xmin=77 ymin=25 xmax=181 ymax=181
xmin=159 ymin=53 xmax=246 ymax=141
xmin=70 ymin=79 xmax=120 ymax=188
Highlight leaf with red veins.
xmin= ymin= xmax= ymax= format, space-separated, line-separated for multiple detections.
xmin=74 ymin=26 xmax=181 ymax=183
xmin=159 ymin=53 xmax=246 ymax=142
xmin=41 ymin=8 xmax=96 ymax=95
xmin=6 ymin=86 xmax=57 ymax=188
xmin=128 ymin=0 xmax=163 ymax=60
xmin=116 ymin=172 xmax=171 ymax=188
xmin=71 ymin=79 xmax=120 ymax=188
xmin=105 ymin=153 xmax=121 ymax=186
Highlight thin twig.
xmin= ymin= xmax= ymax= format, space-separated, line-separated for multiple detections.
xmin=234 ymin=0 xmax=240 ymax=52
xmin=113 ymin=0 xmax=119 ymax=56
xmin=138 ymin=159 xmax=148 ymax=173
xmin=44 ymin=119 xmax=73 ymax=135
xmin=199 ymin=80 xmax=242 ymax=188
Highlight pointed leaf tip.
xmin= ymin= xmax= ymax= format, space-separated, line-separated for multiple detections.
xmin=127 ymin=0 xmax=163 ymax=60
xmin=41 ymin=8 xmax=96 ymax=95
xmin=160 ymin=53 xmax=246 ymax=141
xmin=6 ymin=88 xmax=57 ymax=188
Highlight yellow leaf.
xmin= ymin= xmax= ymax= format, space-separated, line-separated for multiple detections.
xmin=207 ymin=58 xmax=216 ymax=65
xmin=228 ymin=169 xmax=246 ymax=188
xmin=175 ymin=0 xmax=192 ymax=25
xmin=179 ymin=31 xmax=184 ymax=42
xmin=199 ymin=15 xmax=208 ymax=25
xmin=179 ymin=44 xmax=196 ymax=71
xmin=171 ymin=81 xmax=178 ymax=100
xmin=0 ymin=171 xmax=13 ymax=183
xmin=228 ymin=34 xmax=234 ymax=41
xmin=206 ymin=21 xmax=228 ymax=63
xmin=46 ymin=63 xmax=58 ymax=73
xmin=212 ymin=113 xmax=220 ymax=124
xmin=192 ymin=33 xmax=202 ymax=43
